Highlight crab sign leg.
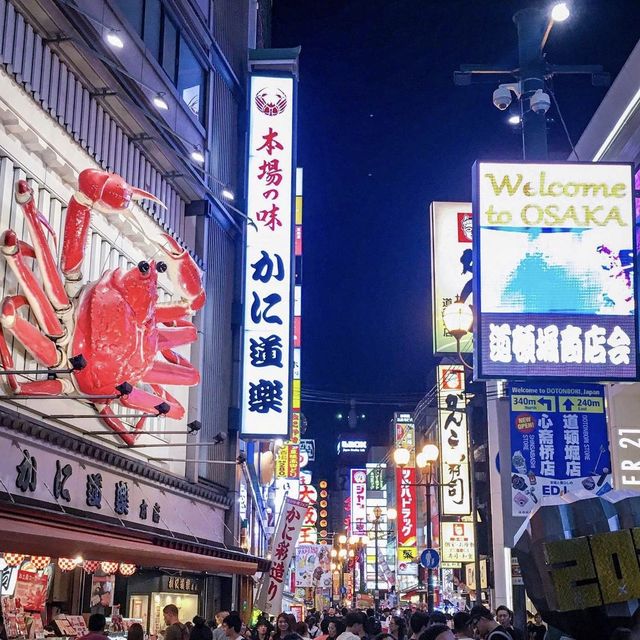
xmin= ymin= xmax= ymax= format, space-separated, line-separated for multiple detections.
xmin=142 ymin=349 xmax=200 ymax=386
xmin=157 ymin=320 xmax=197 ymax=349
xmin=62 ymin=169 xmax=164 ymax=285
xmin=1 ymin=232 xmax=64 ymax=338
xmin=118 ymin=385 xmax=184 ymax=419
xmin=95 ymin=404 xmax=145 ymax=447
xmin=15 ymin=181 xmax=69 ymax=310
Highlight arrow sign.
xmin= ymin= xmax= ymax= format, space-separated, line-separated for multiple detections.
xmin=563 ymin=399 xmax=574 ymax=411
xmin=420 ymin=548 xmax=440 ymax=569
xmin=538 ymin=397 xmax=552 ymax=411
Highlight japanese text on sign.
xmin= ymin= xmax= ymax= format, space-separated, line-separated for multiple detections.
xmin=242 ymin=75 xmax=295 ymax=437
xmin=350 ymin=469 xmax=367 ymax=536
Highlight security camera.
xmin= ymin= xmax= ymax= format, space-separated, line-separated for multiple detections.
xmin=493 ymin=85 xmax=512 ymax=111
xmin=213 ymin=431 xmax=227 ymax=445
xmin=530 ymin=89 xmax=551 ymax=114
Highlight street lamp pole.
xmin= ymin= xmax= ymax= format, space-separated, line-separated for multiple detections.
xmin=373 ymin=506 xmax=382 ymax=610
xmin=424 ymin=465 xmax=435 ymax=613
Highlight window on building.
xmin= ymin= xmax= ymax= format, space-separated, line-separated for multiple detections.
xmin=161 ymin=14 xmax=178 ymax=82
xmin=113 ymin=0 xmax=144 ymax=36
xmin=143 ymin=0 xmax=162 ymax=60
xmin=178 ymin=37 xmax=206 ymax=124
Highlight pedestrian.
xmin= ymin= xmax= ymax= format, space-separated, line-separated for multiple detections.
xmin=191 ymin=618 xmax=213 ymax=640
xmin=128 ymin=623 xmax=144 ymax=640
xmin=409 ymin=612 xmax=428 ymax=640
xmin=212 ymin=613 xmax=231 ymax=640
xmin=427 ymin=613 xmax=447 ymax=629
xmin=495 ymin=607 xmax=523 ymax=640
xmin=336 ymin=612 xmax=365 ymax=640
xmin=609 ymin=629 xmax=632 ymax=640
xmin=273 ymin=615 xmax=296 ymax=640
xmin=222 ymin=615 xmax=243 ymax=640
xmin=419 ymin=625 xmax=455 ymax=640
xmin=296 ymin=623 xmax=311 ymax=640
xmin=307 ymin=618 xmax=321 ymax=639
xmin=526 ymin=614 xmax=545 ymax=640
xmin=452 ymin=613 xmax=473 ymax=640
xmin=254 ymin=620 xmax=273 ymax=640
xmin=80 ymin=614 xmax=109 ymax=640
xmin=389 ymin=617 xmax=406 ymax=640
xmin=163 ymin=605 xmax=189 ymax=640
xmin=468 ymin=607 xmax=511 ymax=640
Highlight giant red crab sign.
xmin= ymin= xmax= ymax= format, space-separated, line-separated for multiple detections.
xmin=0 ymin=168 xmax=205 ymax=445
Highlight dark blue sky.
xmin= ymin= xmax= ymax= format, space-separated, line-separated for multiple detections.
xmin=271 ymin=1 xmax=640 ymax=450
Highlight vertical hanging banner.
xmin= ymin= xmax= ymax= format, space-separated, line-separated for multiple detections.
xmin=473 ymin=161 xmax=637 ymax=381
xmin=437 ymin=364 xmax=471 ymax=516
xmin=255 ymin=496 xmax=307 ymax=614
xmin=242 ymin=75 xmax=296 ymax=437
xmin=431 ymin=201 xmax=474 ymax=354
xmin=394 ymin=413 xmax=417 ymax=574
xmin=509 ymin=382 xmax=611 ymax=516
xmin=350 ymin=469 xmax=367 ymax=536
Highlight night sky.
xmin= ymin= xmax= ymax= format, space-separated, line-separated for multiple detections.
xmin=271 ymin=1 xmax=640 ymax=460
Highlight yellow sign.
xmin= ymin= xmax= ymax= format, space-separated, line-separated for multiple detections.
xmin=558 ymin=395 xmax=604 ymax=413
xmin=397 ymin=546 xmax=418 ymax=562
xmin=510 ymin=394 xmax=556 ymax=412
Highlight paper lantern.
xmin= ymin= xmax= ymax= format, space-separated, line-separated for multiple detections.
xmin=30 ymin=556 xmax=50 ymax=571
xmin=58 ymin=557 xmax=77 ymax=572
xmin=119 ymin=563 xmax=136 ymax=576
xmin=101 ymin=561 xmax=118 ymax=575
xmin=3 ymin=553 xmax=25 ymax=567
xmin=83 ymin=560 xmax=100 ymax=574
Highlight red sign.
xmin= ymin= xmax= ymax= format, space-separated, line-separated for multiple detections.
xmin=396 ymin=467 xmax=417 ymax=547
xmin=14 ymin=571 xmax=49 ymax=612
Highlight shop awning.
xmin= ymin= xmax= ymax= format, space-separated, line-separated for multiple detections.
xmin=0 ymin=511 xmax=259 ymax=576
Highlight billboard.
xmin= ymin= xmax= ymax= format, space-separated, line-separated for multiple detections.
xmin=394 ymin=413 xmax=417 ymax=573
xmin=350 ymin=469 xmax=367 ymax=536
xmin=441 ymin=521 xmax=475 ymax=563
xmin=474 ymin=161 xmax=637 ymax=381
xmin=241 ymin=74 xmax=296 ymax=437
xmin=437 ymin=364 xmax=471 ymax=516
xmin=509 ymin=382 xmax=612 ymax=516
xmin=431 ymin=201 xmax=474 ymax=354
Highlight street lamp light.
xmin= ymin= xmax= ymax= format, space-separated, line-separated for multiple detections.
xmin=442 ymin=297 xmax=474 ymax=370
xmin=393 ymin=446 xmax=411 ymax=467
xmin=551 ymin=2 xmax=570 ymax=22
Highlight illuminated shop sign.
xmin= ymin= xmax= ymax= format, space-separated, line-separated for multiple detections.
xmin=241 ymin=75 xmax=296 ymax=436
xmin=350 ymin=468 xmax=367 ymax=536
xmin=337 ymin=439 xmax=367 ymax=453
xmin=473 ymin=161 xmax=637 ymax=381
xmin=431 ymin=201 xmax=474 ymax=355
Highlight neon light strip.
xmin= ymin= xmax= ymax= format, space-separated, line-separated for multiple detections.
xmin=593 ymin=85 xmax=640 ymax=161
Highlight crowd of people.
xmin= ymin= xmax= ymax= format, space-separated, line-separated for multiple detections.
xmin=77 ymin=603 xmax=549 ymax=640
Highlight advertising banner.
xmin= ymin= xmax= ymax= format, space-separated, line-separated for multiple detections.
xmin=394 ymin=413 xmax=416 ymax=466
xmin=14 ymin=571 xmax=49 ymax=612
xmin=437 ymin=364 xmax=471 ymax=516
xmin=396 ymin=466 xmax=418 ymax=565
xmin=295 ymin=544 xmax=330 ymax=588
xmin=255 ymin=497 xmax=307 ymax=614
xmin=350 ymin=469 xmax=367 ymax=536
xmin=431 ymin=201 xmax=474 ymax=354
xmin=441 ymin=521 xmax=475 ymax=563
xmin=509 ymin=382 xmax=612 ymax=516
xmin=275 ymin=444 xmax=300 ymax=479
xmin=242 ymin=74 xmax=296 ymax=437
xmin=474 ymin=161 xmax=637 ymax=381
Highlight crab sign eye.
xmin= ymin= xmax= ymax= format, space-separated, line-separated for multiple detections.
xmin=157 ymin=261 xmax=168 ymax=273
xmin=138 ymin=261 xmax=150 ymax=274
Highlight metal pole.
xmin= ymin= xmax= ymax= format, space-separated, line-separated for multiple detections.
xmin=426 ymin=475 xmax=434 ymax=613
xmin=469 ymin=445 xmax=483 ymax=606
xmin=374 ymin=517 xmax=380 ymax=610
xmin=513 ymin=8 xmax=550 ymax=160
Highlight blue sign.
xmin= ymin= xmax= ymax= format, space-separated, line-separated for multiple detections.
xmin=420 ymin=548 xmax=440 ymax=569
xmin=339 ymin=586 xmax=347 ymax=595
xmin=473 ymin=161 xmax=638 ymax=382
xmin=508 ymin=382 xmax=612 ymax=516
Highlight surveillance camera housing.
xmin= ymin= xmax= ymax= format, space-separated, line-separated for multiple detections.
xmin=530 ymin=89 xmax=551 ymax=114
xmin=493 ymin=85 xmax=512 ymax=111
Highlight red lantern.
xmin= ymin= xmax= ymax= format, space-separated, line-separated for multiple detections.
xmin=58 ymin=558 xmax=77 ymax=572
xmin=29 ymin=556 xmax=50 ymax=571
xmin=119 ymin=563 xmax=136 ymax=576
xmin=3 ymin=553 xmax=25 ymax=567
xmin=101 ymin=561 xmax=118 ymax=575
xmin=83 ymin=561 xmax=100 ymax=574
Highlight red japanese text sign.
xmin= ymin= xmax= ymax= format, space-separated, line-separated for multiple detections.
xmin=396 ymin=466 xmax=418 ymax=562
xmin=255 ymin=496 xmax=307 ymax=613
xmin=350 ymin=469 xmax=367 ymax=536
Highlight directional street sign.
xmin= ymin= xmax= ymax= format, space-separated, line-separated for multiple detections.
xmin=420 ymin=548 xmax=440 ymax=569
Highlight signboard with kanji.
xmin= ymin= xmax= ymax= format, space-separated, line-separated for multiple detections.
xmin=441 ymin=521 xmax=475 ymax=563
xmin=241 ymin=74 xmax=296 ymax=437
xmin=509 ymin=382 xmax=611 ymax=516
xmin=255 ymin=496 xmax=307 ymax=613
xmin=473 ymin=161 xmax=637 ymax=381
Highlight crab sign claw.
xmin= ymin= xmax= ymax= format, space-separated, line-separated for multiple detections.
xmin=155 ymin=233 xmax=206 ymax=320
xmin=62 ymin=169 xmax=165 ymax=284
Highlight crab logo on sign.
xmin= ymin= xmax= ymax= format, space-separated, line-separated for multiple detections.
xmin=255 ymin=88 xmax=287 ymax=116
